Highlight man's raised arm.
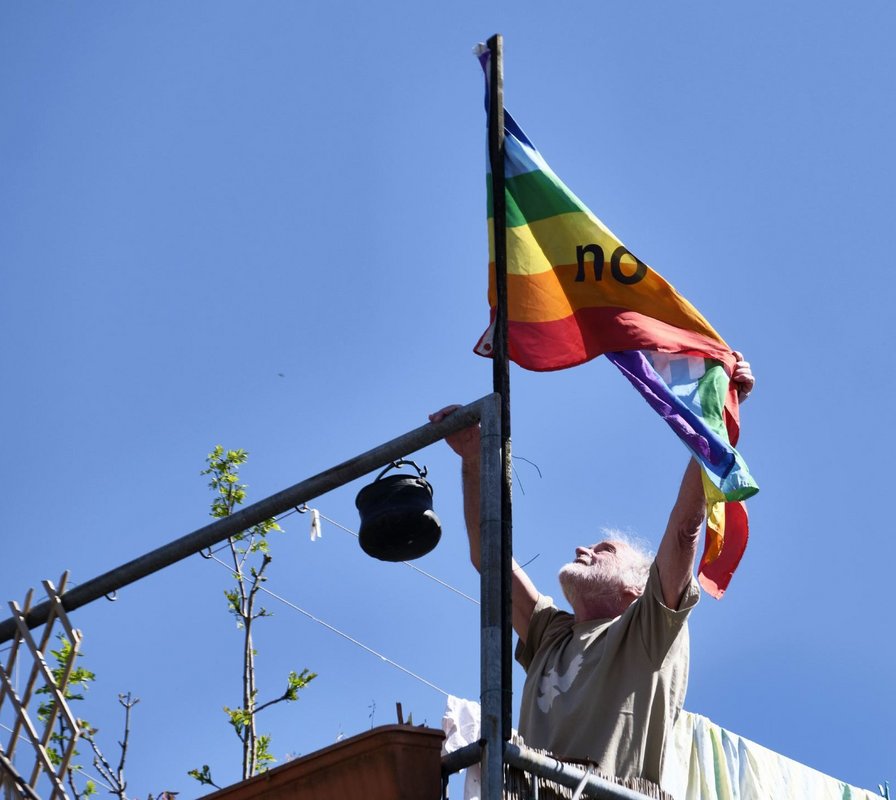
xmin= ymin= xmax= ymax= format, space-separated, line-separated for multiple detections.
xmin=655 ymin=353 xmax=755 ymax=608
xmin=429 ymin=405 xmax=539 ymax=643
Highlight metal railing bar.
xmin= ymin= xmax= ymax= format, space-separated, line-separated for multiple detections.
xmin=0 ymin=395 xmax=494 ymax=645
xmin=440 ymin=740 xmax=484 ymax=775
xmin=503 ymin=742 xmax=658 ymax=800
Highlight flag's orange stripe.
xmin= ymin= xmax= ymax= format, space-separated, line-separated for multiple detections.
xmin=488 ymin=263 xmax=725 ymax=345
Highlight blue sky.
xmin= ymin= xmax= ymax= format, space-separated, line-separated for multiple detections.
xmin=2 ymin=1 xmax=893 ymax=796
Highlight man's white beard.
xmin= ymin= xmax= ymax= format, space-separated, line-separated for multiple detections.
xmin=558 ymin=560 xmax=626 ymax=609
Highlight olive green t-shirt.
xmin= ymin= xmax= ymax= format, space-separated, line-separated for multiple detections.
xmin=515 ymin=562 xmax=699 ymax=784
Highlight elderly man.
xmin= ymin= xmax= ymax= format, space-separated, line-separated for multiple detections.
xmin=429 ymin=355 xmax=755 ymax=785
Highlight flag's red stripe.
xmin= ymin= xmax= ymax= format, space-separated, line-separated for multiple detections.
xmin=698 ymin=501 xmax=749 ymax=599
xmin=506 ymin=307 xmax=735 ymax=372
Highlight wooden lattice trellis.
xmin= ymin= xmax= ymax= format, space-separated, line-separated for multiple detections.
xmin=0 ymin=574 xmax=85 ymax=800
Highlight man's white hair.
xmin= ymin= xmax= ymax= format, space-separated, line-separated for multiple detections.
xmin=600 ymin=528 xmax=653 ymax=593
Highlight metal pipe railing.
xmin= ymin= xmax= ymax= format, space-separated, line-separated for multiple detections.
xmin=0 ymin=395 xmax=494 ymax=645
xmin=440 ymin=740 xmax=483 ymax=775
xmin=503 ymin=742 xmax=658 ymax=800
xmin=441 ymin=740 xmax=661 ymax=800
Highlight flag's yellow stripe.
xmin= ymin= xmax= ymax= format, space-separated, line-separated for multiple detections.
xmin=488 ymin=211 xmax=619 ymax=276
xmin=702 ymin=472 xmax=727 ymax=565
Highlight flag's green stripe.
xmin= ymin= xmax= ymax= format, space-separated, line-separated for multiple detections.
xmin=487 ymin=169 xmax=585 ymax=227
xmin=696 ymin=362 xmax=730 ymax=439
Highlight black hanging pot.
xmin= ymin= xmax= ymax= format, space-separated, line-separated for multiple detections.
xmin=355 ymin=460 xmax=441 ymax=562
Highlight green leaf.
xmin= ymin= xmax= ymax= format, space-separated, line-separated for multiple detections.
xmin=188 ymin=765 xmax=218 ymax=787
xmin=284 ymin=669 xmax=317 ymax=701
xmin=255 ymin=734 xmax=276 ymax=772
xmin=223 ymin=705 xmax=252 ymax=735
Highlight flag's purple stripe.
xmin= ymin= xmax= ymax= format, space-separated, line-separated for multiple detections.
xmin=606 ymin=350 xmax=735 ymax=477
xmin=478 ymin=47 xmax=490 ymax=112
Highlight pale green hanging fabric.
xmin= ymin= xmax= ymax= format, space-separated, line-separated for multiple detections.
xmin=663 ymin=711 xmax=881 ymax=800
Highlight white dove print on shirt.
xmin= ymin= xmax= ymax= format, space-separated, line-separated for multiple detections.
xmin=536 ymin=652 xmax=583 ymax=713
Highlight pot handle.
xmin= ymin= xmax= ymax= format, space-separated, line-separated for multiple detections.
xmin=374 ymin=459 xmax=428 ymax=482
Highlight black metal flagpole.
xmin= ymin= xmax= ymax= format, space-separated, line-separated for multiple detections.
xmin=485 ymin=32 xmax=513 ymax=743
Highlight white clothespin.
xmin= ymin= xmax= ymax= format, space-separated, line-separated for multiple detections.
xmin=309 ymin=508 xmax=322 ymax=541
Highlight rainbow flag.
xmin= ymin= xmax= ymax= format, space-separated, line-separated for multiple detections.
xmin=475 ymin=44 xmax=757 ymax=597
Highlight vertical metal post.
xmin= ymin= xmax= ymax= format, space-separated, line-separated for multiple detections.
xmin=479 ymin=393 xmax=503 ymax=800
xmin=486 ymin=30 xmax=514 ymax=746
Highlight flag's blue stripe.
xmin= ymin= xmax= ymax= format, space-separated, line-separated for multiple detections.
xmin=606 ymin=350 xmax=758 ymax=501
xmin=505 ymin=109 xmax=536 ymax=150
xmin=485 ymin=126 xmax=549 ymax=180
xmin=668 ymin=357 xmax=695 ymax=388
xmin=506 ymin=131 xmax=550 ymax=179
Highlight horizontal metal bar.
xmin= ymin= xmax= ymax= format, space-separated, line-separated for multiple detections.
xmin=440 ymin=740 xmax=484 ymax=775
xmin=443 ymin=740 xmax=664 ymax=799
xmin=0 ymin=395 xmax=495 ymax=645
xmin=503 ymin=742 xmax=658 ymax=800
